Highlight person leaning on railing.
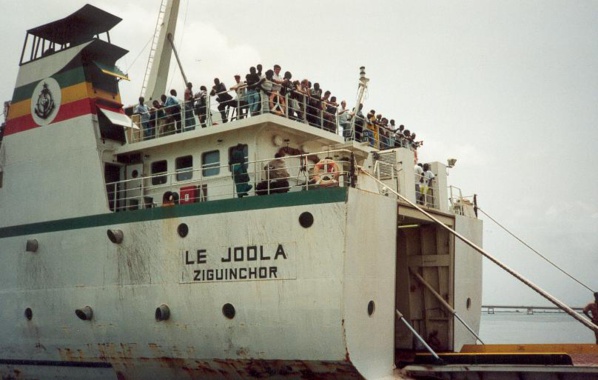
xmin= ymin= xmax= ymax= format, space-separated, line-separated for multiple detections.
xmin=245 ymin=66 xmax=261 ymax=116
xmin=210 ymin=78 xmax=235 ymax=123
xmin=338 ymin=100 xmax=350 ymax=139
xmin=270 ymin=65 xmax=285 ymax=116
xmin=160 ymin=94 xmax=176 ymax=135
xmin=134 ymin=96 xmax=151 ymax=140
xmin=149 ymin=99 xmax=165 ymax=136
xmin=164 ymin=89 xmax=182 ymax=133
xmin=307 ymin=82 xmax=323 ymax=128
xmin=230 ymin=75 xmax=249 ymax=120
xmin=193 ymin=86 xmax=209 ymax=128
xmin=183 ymin=82 xmax=197 ymax=130
xmin=322 ymin=92 xmax=338 ymax=133
xmin=280 ymin=71 xmax=297 ymax=119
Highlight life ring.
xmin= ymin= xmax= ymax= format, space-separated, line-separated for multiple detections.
xmin=162 ymin=191 xmax=179 ymax=206
xmin=312 ymin=159 xmax=340 ymax=187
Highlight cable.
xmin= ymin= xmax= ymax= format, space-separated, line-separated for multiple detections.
xmin=477 ymin=207 xmax=595 ymax=294
xmin=126 ymin=35 xmax=153 ymax=74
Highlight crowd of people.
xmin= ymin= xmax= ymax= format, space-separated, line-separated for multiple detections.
xmin=133 ymin=63 xmax=424 ymax=152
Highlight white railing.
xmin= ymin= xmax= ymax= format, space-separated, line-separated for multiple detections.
xmin=105 ymin=149 xmax=353 ymax=211
xmin=414 ymin=171 xmax=437 ymax=208
xmin=128 ymin=88 xmax=422 ymax=153
xmin=448 ymin=186 xmax=477 ymax=216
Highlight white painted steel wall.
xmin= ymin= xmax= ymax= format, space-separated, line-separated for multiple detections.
xmin=343 ymin=188 xmax=397 ymax=379
xmin=0 ymin=200 xmax=356 ymax=365
xmin=0 ymin=116 xmax=111 ymax=227
xmin=430 ymin=162 xmax=449 ymax=213
xmin=452 ymin=214 xmax=484 ymax=350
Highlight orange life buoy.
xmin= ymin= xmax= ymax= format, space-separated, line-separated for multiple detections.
xmin=312 ymin=159 xmax=340 ymax=187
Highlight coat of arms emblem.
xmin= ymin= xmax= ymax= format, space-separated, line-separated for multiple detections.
xmin=34 ymin=82 xmax=55 ymax=119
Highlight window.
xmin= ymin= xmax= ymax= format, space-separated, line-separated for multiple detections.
xmin=151 ymin=160 xmax=168 ymax=185
xmin=202 ymin=150 xmax=220 ymax=176
xmin=176 ymin=155 xmax=193 ymax=181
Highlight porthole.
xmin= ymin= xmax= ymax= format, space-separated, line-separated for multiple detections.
xmin=299 ymin=212 xmax=314 ymax=228
xmin=24 ymin=308 xmax=33 ymax=321
xmin=155 ymin=304 xmax=171 ymax=321
xmin=75 ymin=306 xmax=93 ymax=321
xmin=367 ymin=300 xmax=375 ymax=316
xmin=177 ymin=223 xmax=189 ymax=238
xmin=222 ymin=303 xmax=236 ymax=319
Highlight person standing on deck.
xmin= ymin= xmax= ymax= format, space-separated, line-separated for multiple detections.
xmin=583 ymin=292 xmax=598 ymax=343
xmin=183 ymin=82 xmax=196 ymax=130
xmin=164 ymin=89 xmax=182 ymax=132
xmin=230 ymin=75 xmax=248 ymax=119
xmin=210 ymin=78 xmax=234 ymax=123
xmin=422 ymin=163 xmax=435 ymax=206
xmin=194 ymin=85 xmax=209 ymax=127
xmin=414 ymin=163 xmax=424 ymax=205
xmin=134 ymin=96 xmax=151 ymax=140
xmin=245 ymin=67 xmax=261 ymax=116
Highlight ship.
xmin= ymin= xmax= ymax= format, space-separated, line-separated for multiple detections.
xmin=1 ymin=2 xmax=597 ymax=379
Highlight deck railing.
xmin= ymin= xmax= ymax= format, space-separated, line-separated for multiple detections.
xmin=128 ymin=88 xmax=420 ymax=152
xmin=449 ymin=186 xmax=477 ymax=217
xmin=105 ymin=149 xmax=354 ymax=211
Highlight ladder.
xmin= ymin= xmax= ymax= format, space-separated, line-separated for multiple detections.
xmin=140 ymin=0 xmax=168 ymax=98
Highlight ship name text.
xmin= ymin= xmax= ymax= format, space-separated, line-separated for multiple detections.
xmin=181 ymin=243 xmax=296 ymax=283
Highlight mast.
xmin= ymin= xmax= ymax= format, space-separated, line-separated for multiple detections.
xmin=349 ymin=66 xmax=369 ymax=137
xmin=141 ymin=0 xmax=180 ymax=101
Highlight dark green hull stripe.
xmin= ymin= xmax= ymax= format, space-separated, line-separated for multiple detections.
xmin=0 ymin=187 xmax=348 ymax=238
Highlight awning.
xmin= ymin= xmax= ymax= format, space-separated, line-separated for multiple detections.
xmin=97 ymin=106 xmax=137 ymax=129
xmin=93 ymin=61 xmax=129 ymax=81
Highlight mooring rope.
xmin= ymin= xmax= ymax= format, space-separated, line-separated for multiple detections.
xmin=477 ymin=207 xmax=595 ymax=294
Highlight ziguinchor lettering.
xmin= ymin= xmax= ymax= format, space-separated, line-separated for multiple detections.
xmin=193 ymin=266 xmax=278 ymax=282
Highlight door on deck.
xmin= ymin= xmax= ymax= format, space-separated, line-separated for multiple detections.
xmin=125 ymin=163 xmax=143 ymax=210
xmin=395 ymin=223 xmax=454 ymax=352
xmin=104 ymin=163 xmax=122 ymax=211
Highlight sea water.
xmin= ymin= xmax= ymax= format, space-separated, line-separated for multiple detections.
xmin=480 ymin=311 xmax=594 ymax=344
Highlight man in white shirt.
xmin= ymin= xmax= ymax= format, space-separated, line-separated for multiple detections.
xmin=134 ymin=96 xmax=151 ymax=139
xmin=422 ymin=163 xmax=435 ymax=206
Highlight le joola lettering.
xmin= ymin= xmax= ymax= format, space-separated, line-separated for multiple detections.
xmin=182 ymin=243 xmax=293 ymax=283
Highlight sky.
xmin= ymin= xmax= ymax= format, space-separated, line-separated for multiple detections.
xmin=1 ymin=1 xmax=597 ymax=309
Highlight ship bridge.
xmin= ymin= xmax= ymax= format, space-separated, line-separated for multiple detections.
xmin=21 ymin=4 xmax=123 ymax=64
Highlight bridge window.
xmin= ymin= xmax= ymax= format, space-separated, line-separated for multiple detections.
xmin=151 ymin=160 xmax=168 ymax=185
xmin=176 ymin=155 xmax=193 ymax=181
xmin=202 ymin=150 xmax=220 ymax=177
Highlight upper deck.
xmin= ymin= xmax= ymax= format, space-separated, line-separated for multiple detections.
xmin=20 ymin=4 xmax=122 ymax=65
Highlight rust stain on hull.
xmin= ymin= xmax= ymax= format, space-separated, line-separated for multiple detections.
xmin=52 ymin=343 xmax=364 ymax=379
